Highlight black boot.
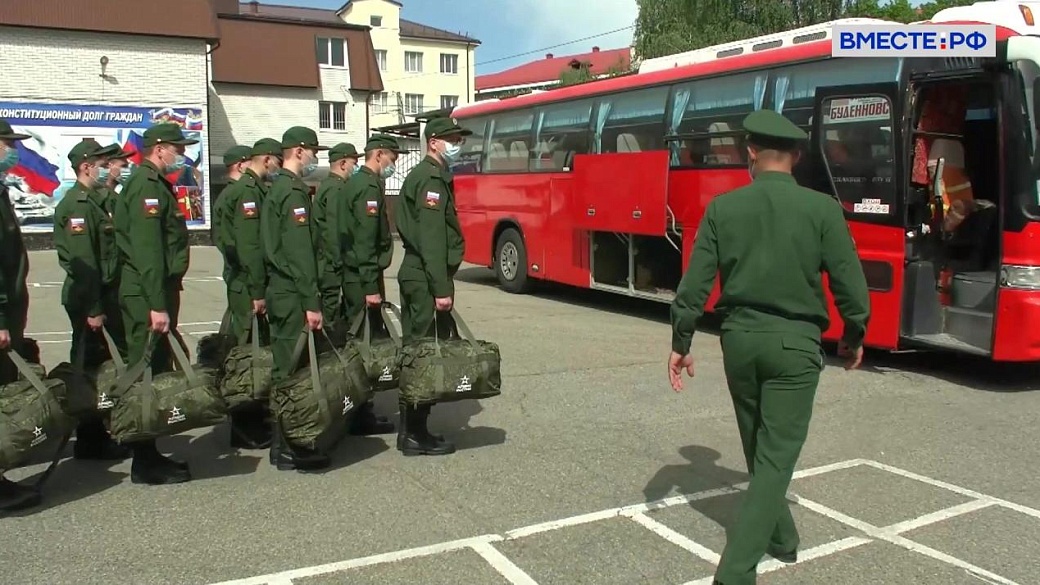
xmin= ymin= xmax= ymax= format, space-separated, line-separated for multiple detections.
xmin=270 ymin=423 xmax=329 ymax=472
xmin=349 ymin=401 xmax=395 ymax=436
xmin=230 ymin=406 xmax=273 ymax=450
xmin=129 ymin=441 xmax=191 ymax=485
xmin=73 ymin=418 xmax=131 ymax=461
xmin=395 ymin=403 xmax=444 ymax=450
xmin=0 ymin=476 xmax=41 ymax=512
xmin=398 ymin=404 xmax=455 ymax=456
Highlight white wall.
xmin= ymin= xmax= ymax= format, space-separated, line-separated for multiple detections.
xmin=208 ymin=82 xmax=319 ymax=159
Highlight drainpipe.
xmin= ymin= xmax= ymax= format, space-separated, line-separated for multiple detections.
xmin=466 ymin=42 xmax=472 ymax=102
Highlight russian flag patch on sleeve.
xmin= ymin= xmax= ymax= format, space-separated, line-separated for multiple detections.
xmin=242 ymin=200 xmax=257 ymax=217
xmin=293 ymin=206 xmax=308 ymax=224
xmin=424 ymin=191 xmax=440 ymax=207
xmin=144 ymin=198 xmax=160 ymax=216
xmin=366 ymin=200 xmax=378 ymax=216
xmin=69 ymin=217 xmax=86 ymax=234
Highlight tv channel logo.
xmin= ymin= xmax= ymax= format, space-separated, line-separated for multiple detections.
xmin=832 ymin=24 xmax=996 ymax=58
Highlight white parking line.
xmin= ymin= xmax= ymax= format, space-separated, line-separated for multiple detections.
xmin=26 ymin=321 xmax=222 ymax=336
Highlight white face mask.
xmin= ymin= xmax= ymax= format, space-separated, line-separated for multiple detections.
xmin=441 ymin=141 xmax=461 ymax=163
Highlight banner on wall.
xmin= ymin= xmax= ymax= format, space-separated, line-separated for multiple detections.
xmin=0 ymin=101 xmax=209 ymax=232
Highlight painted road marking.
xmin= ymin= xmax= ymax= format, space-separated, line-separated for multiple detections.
xmin=207 ymin=459 xmax=1040 ymax=585
xmin=27 ymin=276 xmax=226 ymax=289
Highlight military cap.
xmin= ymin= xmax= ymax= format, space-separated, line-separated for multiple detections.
xmin=68 ymin=139 xmax=118 ymax=167
xmin=0 ymin=119 xmax=30 ymax=141
xmin=142 ymin=122 xmax=199 ymax=147
xmin=251 ymin=138 xmax=282 ymax=158
xmin=742 ymin=109 xmax=807 ymax=150
xmin=424 ymin=116 xmax=472 ymax=140
xmin=223 ymin=145 xmax=253 ymax=166
xmin=328 ymin=142 xmax=360 ymax=163
xmin=104 ymin=143 xmax=136 ymax=160
xmin=364 ymin=133 xmax=407 ymax=153
xmin=280 ymin=126 xmax=328 ymax=151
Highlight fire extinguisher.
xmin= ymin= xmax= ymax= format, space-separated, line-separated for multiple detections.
xmin=938 ymin=266 xmax=953 ymax=306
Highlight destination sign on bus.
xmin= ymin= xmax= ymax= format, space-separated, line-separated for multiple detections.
xmin=824 ymin=97 xmax=891 ymax=124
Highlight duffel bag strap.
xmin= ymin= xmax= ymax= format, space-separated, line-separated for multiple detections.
xmin=29 ymin=431 xmax=72 ymax=491
xmin=167 ymin=330 xmax=199 ymax=386
xmin=349 ymin=310 xmax=366 ymax=338
xmin=112 ymin=333 xmax=158 ymax=395
xmin=100 ymin=327 xmax=127 ymax=376
xmin=449 ymin=308 xmax=480 ymax=350
xmin=349 ymin=311 xmax=373 ymax=365
xmin=217 ymin=308 xmax=233 ymax=336
xmin=4 ymin=350 xmax=52 ymax=400
xmin=310 ymin=330 xmax=333 ymax=423
xmin=380 ymin=302 xmax=403 ymax=347
xmin=250 ymin=315 xmax=262 ymax=393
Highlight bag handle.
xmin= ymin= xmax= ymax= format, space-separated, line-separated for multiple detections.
xmin=100 ymin=327 xmax=127 ymax=375
xmin=111 ymin=333 xmax=160 ymax=396
xmin=3 ymin=349 xmax=52 ymax=400
xmin=249 ymin=314 xmax=263 ymax=394
xmin=380 ymin=302 xmax=403 ymax=346
xmin=217 ymin=308 xmax=233 ymax=336
xmin=167 ymin=329 xmax=197 ymax=386
xmin=287 ymin=328 xmax=336 ymax=425
xmin=431 ymin=307 xmax=478 ymax=357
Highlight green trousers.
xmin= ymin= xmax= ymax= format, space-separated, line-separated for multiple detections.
xmin=121 ymin=291 xmax=181 ymax=373
xmin=397 ymin=277 xmax=455 ymax=343
xmin=342 ymin=272 xmax=389 ymax=335
xmin=266 ymin=284 xmax=305 ymax=383
xmin=226 ymin=278 xmax=254 ymax=342
xmin=714 ymin=330 xmax=822 ymax=585
xmin=319 ymin=270 xmax=343 ymax=325
xmin=65 ymin=287 xmax=127 ymax=367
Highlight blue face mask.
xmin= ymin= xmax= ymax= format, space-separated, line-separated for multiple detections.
xmin=351 ymin=165 xmax=362 ymax=176
xmin=166 ymin=153 xmax=187 ymax=174
xmin=118 ymin=166 xmax=132 ymax=184
xmin=301 ymin=151 xmax=318 ymax=177
xmin=381 ymin=164 xmax=396 ymax=179
xmin=97 ymin=166 xmax=111 ymax=183
xmin=442 ymin=142 xmax=461 ymax=163
xmin=0 ymin=147 xmax=20 ymax=174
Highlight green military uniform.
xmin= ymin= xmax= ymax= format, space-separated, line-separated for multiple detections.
xmin=313 ymin=142 xmax=358 ymax=323
xmin=0 ymin=120 xmax=41 ymax=511
xmin=114 ymin=123 xmax=197 ymax=485
xmin=97 ymin=143 xmax=136 ymax=216
xmin=669 ymin=110 xmax=870 ymax=585
xmin=213 ymin=144 xmax=259 ymax=339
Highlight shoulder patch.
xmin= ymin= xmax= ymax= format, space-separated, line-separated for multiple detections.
xmin=69 ymin=217 xmax=86 ymax=235
xmin=424 ymin=191 xmax=441 ymax=208
xmin=144 ymin=198 xmax=160 ymax=216
xmin=241 ymin=200 xmax=258 ymax=218
xmin=366 ymin=200 xmax=379 ymax=216
xmin=292 ymin=206 xmax=308 ymax=225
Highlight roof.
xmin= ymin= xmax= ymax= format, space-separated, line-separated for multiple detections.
xmin=212 ymin=15 xmax=383 ymax=91
xmin=0 ymin=0 xmax=219 ymax=41
xmin=236 ymin=2 xmax=480 ymax=44
xmin=476 ymin=47 xmax=632 ymax=91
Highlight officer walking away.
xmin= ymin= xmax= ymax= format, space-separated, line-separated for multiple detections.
xmin=213 ymin=144 xmax=258 ymax=340
xmin=339 ymin=134 xmax=405 ymax=437
xmin=99 ymin=143 xmax=136 ymax=215
xmin=313 ymin=142 xmax=358 ymax=324
xmin=667 ymin=110 xmax=870 ymax=585
xmin=261 ymin=126 xmax=329 ymax=472
xmin=53 ymin=139 xmax=131 ymax=461
xmin=0 ymin=119 xmax=43 ymax=511
xmin=114 ymin=122 xmax=197 ymax=485
xmin=395 ymin=117 xmax=470 ymax=456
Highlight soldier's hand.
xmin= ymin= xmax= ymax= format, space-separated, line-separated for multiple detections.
xmin=838 ymin=341 xmax=863 ymax=370
xmin=149 ymin=311 xmax=171 ymax=334
xmin=306 ymin=310 xmax=323 ymax=331
xmin=365 ymin=293 xmax=382 ymax=307
xmin=86 ymin=315 xmax=106 ymax=331
xmin=252 ymin=299 xmax=267 ymax=315
xmin=668 ymin=351 xmax=694 ymax=392
xmin=0 ymin=330 xmax=9 ymax=350
xmin=435 ymin=296 xmax=453 ymax=311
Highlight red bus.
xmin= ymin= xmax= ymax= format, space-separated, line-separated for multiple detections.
xmin=448 ymin=15 xmax=1040 ymax=362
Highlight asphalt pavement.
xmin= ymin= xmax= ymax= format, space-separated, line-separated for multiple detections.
xmin=1 ymin=242 xmax=1039 ymax=585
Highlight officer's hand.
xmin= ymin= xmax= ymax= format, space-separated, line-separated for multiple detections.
xmin=306 ymin=310 xmax=323 ymax=331
xmin=252 ymin=299 xmax=267 ymax=315
xmin=668 ymin=351 xmax=694 ymax=392
xmin=435 ymin=296 xmax=453 ymax=311
xmin=86 ymin=315 xmax=106 ymax=331
xmin=365 ymin=293 xmax=382 ymax=307
xmin=149 ymin=311 xmax=170 ymax=334
xmin=0 ymin=330 xmax=9 ymax=350
xmin=838 ymin=341 xmax=864 ymax=370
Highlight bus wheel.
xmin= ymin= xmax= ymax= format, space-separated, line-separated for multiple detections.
xmin=494 ymin=228 xmax=531 ymax=294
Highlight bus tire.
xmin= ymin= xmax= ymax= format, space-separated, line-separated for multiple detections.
xmin=494 ymin=227 xmax=531 ymax=294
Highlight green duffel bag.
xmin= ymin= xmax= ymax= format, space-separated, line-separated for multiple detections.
xmin=0 ymin=349 xmax=75 ymax=472
xmin=398 ymin=309 xmax=502 ymax=406
xmin=220 ymin=315 xmax=273 ymax=410
xmin=196 ymin=309 xmax=237 ymax=374
xmin=108 ymin=331 xmax=228 ymax=444
xmin=271 ymin=329 xmax=372 ymax=452
xmin=46 ymin=327 xmax=126 ymax=419
xmin=349 ymin=302 xmax=403 ymax=393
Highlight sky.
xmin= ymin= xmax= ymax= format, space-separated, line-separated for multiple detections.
xmin=260 ymin=0 xmax=640 ymax=75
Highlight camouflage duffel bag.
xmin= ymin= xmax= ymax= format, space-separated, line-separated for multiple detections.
xmin=46 ymin=327 xmax=125 ymax=419
xmin=108 ymin=331 xmax=228 ymax=444
xmin=349 ymin=302 xmax=403 ymax=393
xmin=271 ymin=329 xmax=372 ymax=452
xmin=0 ymin=348 xmax=74 ymax=472
xmin=195 ymin=309 xmax=237 ymax=373
xmin=398 ymin=309 xmax=502 ymax=406
xmin=220 ymin=315 xmax=273 ymax=410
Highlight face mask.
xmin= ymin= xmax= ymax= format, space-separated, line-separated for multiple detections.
xmin=747 ymin=157 xmax=756 ymax=180
xmin=0 ymin=147 xmax=20 ymax=174
xmin=97 ymin=166 xmax=111 ymax=183
xmin=165 ymin=151 xmax=187 ymax=173
xmin=381 ymin=164 xmax=396 ymax=179
xmin=351 ymin=165 xmax=362 ymax=176
xmin=301 ymin=151 xmax=318 ymax=177
xmin=441 ymin=141 xmax=461 ymax=163
xmin=118 ymin=166 xmax=132 ymax=184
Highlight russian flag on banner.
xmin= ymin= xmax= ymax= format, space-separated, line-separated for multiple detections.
xmin=119 ymin=130 xmax=145 ymax=165
xmin=11 ymin=141 xmax=60 ymax=196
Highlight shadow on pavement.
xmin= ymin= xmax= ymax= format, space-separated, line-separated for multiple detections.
xmin=644 ymin=445 xmax=749 ymax=532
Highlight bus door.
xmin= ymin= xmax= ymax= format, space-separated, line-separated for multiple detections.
xmin=812 ymin=83 xmax=905 ymax=349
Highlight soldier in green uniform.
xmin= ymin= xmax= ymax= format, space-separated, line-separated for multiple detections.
xmin=0 ymin=119 xmax=43 ymax=511
xmin=313 ymin=142 xmax=358 ymax=324
xmin=114 ymin=122 xmax=197 ymax=485
xmin=338 ymin=134 xmax=407 ymax=437
xmin=98 ymin=144 xmax=135 ymax=215
xmin=213 ymin=144 xmax=259 ymax=339
xmin=394 ymin=117 xmax=471 ymax=456
xmin=261 ymin=126 xmax=329 ymax=472
xmin=667 ymin=110 xmax=870 ymax=585
xmin=53 ymin=139 xmax=132 ymax=462
xmin=214 ymin=139 xmax=282 ymax=449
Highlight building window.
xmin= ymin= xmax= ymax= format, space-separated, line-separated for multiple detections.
xmin=319 ymin=101 xmax=347 ymax=130
xmin=404 ymin=94 xmax=424 ymax=115
xmin=375 ymin=49 xmax=387 ymax=71
xmin=440 ymin=95 xmax=459 ymax=110
xmin=316 ymin=37 xmax=347 ymax=68
xmin=405 ymin=51 xmax=423 ymax=73
xmin=440 ymin=53 xmax=459 ymax=75
xmin=371 ymin=92 xmax=389 ymax=113
xmin=370 ymin=15 xmax=382 ymax=27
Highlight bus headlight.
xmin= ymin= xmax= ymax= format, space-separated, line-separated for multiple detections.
xmin=1001 ymin=265 xmax=1040 ymax=289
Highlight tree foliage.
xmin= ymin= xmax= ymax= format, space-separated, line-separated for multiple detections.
xmin=633 ymin=0 xmax=981 ymax=60
xmin=558 ymin=59 xmax=632 ymax=87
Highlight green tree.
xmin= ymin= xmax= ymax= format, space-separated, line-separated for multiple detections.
xmin=559 ymin=61 xmax=596 ymax=86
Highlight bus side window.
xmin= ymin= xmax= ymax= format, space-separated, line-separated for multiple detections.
xmin=819 ymin=95 xmax=897 ymax=217
xmin=532 ymin=99 xmax=593 ymax=171
xmin=595 ymin=85 xmax=668 ymax=154
xmin=487 ymin=112 xmax=534 ymax=173
xmin=452 ymin=116 xmax=489 ymax=175
xmin=673 ymin=72 xmax=757 ymax=166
